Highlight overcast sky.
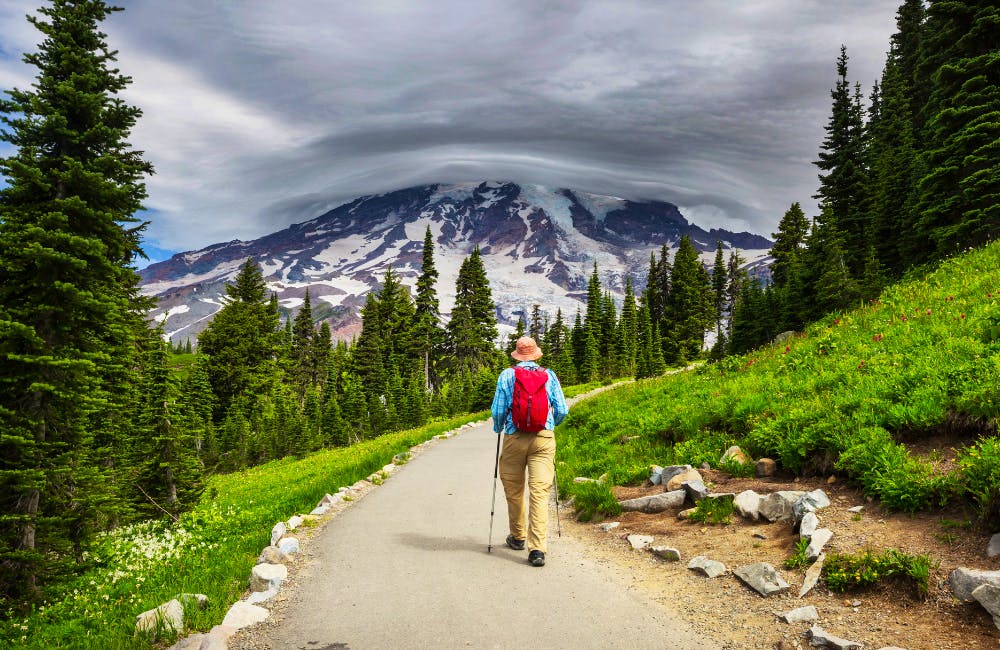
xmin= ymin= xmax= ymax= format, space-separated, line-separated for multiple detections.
xmin=0 ymin=0 xmax=903 ymax=260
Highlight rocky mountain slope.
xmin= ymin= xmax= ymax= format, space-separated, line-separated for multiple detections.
xmin=139 ymin=182 xmax=773 ymax=343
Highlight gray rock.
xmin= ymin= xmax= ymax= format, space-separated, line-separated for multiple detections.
xmin=793 ymin=489 xmax=831 ymax=523
xmin=649 ymin=546 xmax=681 ymax=561
xmin=136 ymin=599 xmax=185 ymax=636
xmin=779 ymin=605 xmax=818 ymax=623
xmin=949 ymin=567 xmax=1000 ymax=602
xmin=598 ymin=522 xmax=620 ymax=532
xmin=199 ymin=625 xmax=237 ymax=650
xmin=799 ymin=553 xmax=825 ymax=598
xmin=309 ymin=504 xmax=329 ymax=516
xmin=971 ymin=583 xmax=1000 ymax=630
xmin=166 ymin=634 xmax=204 ymax=650
xmin=176 ymin=593 xmax=208 ymax=611
xmin=847 ymin=505 xmax=864 ymax=513
xmin=221 ymin=602 xmax=269 ymax=629
xmin=270 ymin=522 xmax=286 ymax=546
xmin=681 ymin=480 xmax=709 ymax=501
xmin=759 ymin=491 xmax=806 ymax=523
xmin=245 ymin=587 xmax=278 ymax=605
xmin=688 ymin=555 xmax=727 ymax=578
xmin=627 ymin=534 xmax=654 ymax=550
xmin=807 ymin=625 xmax=863 ymax=649
xmin=733 ymin=490 xmax=762 ymax=521
xmin=799 ymin=512 xmax=819 ymax=539
xmin=734 ymin=562 xmax=791 ymax=597
xmin=805 ymin=528 xmax=833 ymax=560
xmin=649 ymin=465 xmax=664 ymax=485
xmin=287 ymin=515 xmax=303 ymax=530
xmin=774 ymin=330 xmax=797 ymax=344
xmin=256 ymin=545 xmax=288 ymax=565
xmin=659 ymin=465 xmax=693 ymax=486
xmin=988 ymin=533 xmax=1000 ymax=559
xmin=277 ymin=537 xmax=300 ymax=555
xmin=665 ymin=468 xmax=703 ymax=491
xmin=249 ymin=563 xmax=288 ymax=592
xmin=573 ymin=476 xmax=599 ymax=484
xmin=618 ymin=489 xmax=686 ymax=514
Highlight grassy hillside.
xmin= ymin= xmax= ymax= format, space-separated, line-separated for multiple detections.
xmin=2 ymin=412 xmax=487 ymax=649
xmin=558 ymin=241 xmax=1000 ymax=528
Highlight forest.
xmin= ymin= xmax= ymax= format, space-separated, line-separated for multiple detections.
xmin=1 ymin=0 xmax=997 ymax=619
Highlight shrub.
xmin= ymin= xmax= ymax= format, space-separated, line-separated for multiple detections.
xmin=572 ymin=481 xmax=621 ymax=522
xmin=784 ymin=537 xmax=812 ymax=570
xmin=686 ymin=494 xmax=734 ymax=525
xmin=823 ymin=548 xmax=934 ymax=598
xmin=957 ymin=436 xmax=1000 ymax=532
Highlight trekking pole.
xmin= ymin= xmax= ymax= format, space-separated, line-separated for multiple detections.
xmin=487 ymin=431 xmax=502 ymax=552
xmin=553 ymin=464 xmax=562 ymax=538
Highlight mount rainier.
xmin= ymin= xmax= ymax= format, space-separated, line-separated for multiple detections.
xmin=139 ymin=182 xmax=773 ymax=344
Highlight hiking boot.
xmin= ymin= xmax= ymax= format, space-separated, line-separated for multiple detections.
xmin=529 ymin=550 xmax=545 ymax=567
xmin=505 ymin=534 xmax=525 ymax=551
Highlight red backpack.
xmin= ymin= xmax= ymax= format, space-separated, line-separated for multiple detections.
xmin=511 ymin=366 xmax=550 ymax=433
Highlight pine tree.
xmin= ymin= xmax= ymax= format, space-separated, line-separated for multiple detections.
xmin=711 ymin=242 xmax=728 ymax=334
xmin=619 ymin=277 xmax=639 ymax=377
xmin=0 ymin=0 xmax=153 ymax=602
xmin=663 ymin=236 xmax=715 ymax=364
xmin=413 ymin=226 xmax=443 ymax=390
xmin=289 ymin=289 xmax=315 ymax=394
xmin=769 ymin=203 xmax=810 ymax=288
xmin=447 ymin=247 xmax=497 ymax=373
xmin=529 ymin=304 xmax=545 ymax=340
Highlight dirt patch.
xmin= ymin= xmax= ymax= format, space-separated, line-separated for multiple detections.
xmin=561 ymin=472 xmax=1000 ymax=650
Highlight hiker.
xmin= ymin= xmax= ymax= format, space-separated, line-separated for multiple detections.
xmin=491 ymin=336 xmax=569 ymax=567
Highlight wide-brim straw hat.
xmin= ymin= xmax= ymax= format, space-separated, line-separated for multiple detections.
xmin=511 ymin=336 xmax=543 ymax=361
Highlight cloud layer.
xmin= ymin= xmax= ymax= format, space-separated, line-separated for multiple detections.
xmin=0 ymin=0 xmax=902 ymax=252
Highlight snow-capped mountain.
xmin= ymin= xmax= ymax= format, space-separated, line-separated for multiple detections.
xmin=140 ymin=182 xmax=773 ymax=344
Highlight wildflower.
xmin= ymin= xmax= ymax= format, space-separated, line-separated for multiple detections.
xmin=783 ymin=346 xmax=790 ymax=354
xmin=858 ymin=360 xmax=866 ymax=368
xmin=961 ymin=313 xmax=965 ymax=319
xmin=926 ymin=309 xmax=931 ymax=315
xmin=901 ymin=315 xmax=907 ymax=322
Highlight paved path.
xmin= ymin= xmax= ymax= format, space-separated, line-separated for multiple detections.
xmin=262 ymin=417 xmax=718 ymax=650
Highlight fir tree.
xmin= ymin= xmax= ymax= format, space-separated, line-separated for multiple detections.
xmin=289 ymin=289 xmax=315 ymax=394
xmin=447 ymin=247 xmax=497 ymax=373
xmin=619 ymin=277 xmax=639 ymax=376
xmin=413 ymin=226 xmax=443 ymax=390
xmin=711 ymin=241 xmax=728 ymax=334
xmin=769 ymin=203 xmax=810 ymax=288
xmin=663 ymin=236 xmax=715 ymax=364
xmin=0 ymin=0 xmax=152 ymax=601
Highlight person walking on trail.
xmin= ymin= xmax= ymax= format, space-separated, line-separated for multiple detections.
xmin=491 ymin=336 xmax=569 ymax=567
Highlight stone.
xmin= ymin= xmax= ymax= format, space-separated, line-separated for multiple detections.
xmin=774 ymin=330 xmax=797 ymax=344
xmin=827 ymin=475 xmax=837 ymax=484
xmin=597 ymin=473 xmax=608 ymax=484
xmin=971 ymin=583 xmax=1000 ymax=629
xmin=666 ymin=468 xmax=703 ymax=492
xmin=627 ymin=534 xmax=654 ymax=550
xmin=805 ymin=528 xmax=833 ymax=560
xmin=759 ymin=491 xmax=806 ymax=523
xmin=309 ymin=504 xmax=329 ymax=516
xmin=755 ymin=458 xmax=777 ymax=477
xmin=166 ymin=634 xmax=204 ymax=650
xmin=807 ymin=625 xmax=863 ymax=649
xmin=573 ymin=476 xmax=599 ymax=484
xmin=618 ymin=489 xmax=686 ymax=514
xmin=277 ymin=537 xmax=300 ymax=555
xmin=135 ymin=599 xmax=184 ymax=636
xmin=720 ymin=445 xmax=750 ymax=466
xmin=270 ymin=522 xmax=286 ymax=546
xmin=249 ymin=563 xmax=288 ymax=592
xmin=681 ymin=480 xmax=709 ymax=502
xmin=988 ymin=533 xmax=1000 ymax=559
xmin=649 ymin=465 xmax=664 ymax=485
xmin=687 ymin=556 xmax=727 ymax=578
xmin=200 ymin=626 xmax=237 ymax=650
xmin=287 ymin=515 xmax=304 ymax=530
xmin=847 ymin=505 xmax=864 ymax=513
xmin=948 ymin=567 xmax=1000 ymax=602
xmin=793 ymin=490 xmax=831 ymax=523
xmin=799 ymin=553 xmax=825 ymax=598
xmin=734 ymin=562 xmax=790 ymax=597
xmin=598 ymin=522 xmax=620 ymax=532
xmin=221 ymin=602 xmax=269 ymax=629
xmin=799 ymin=512 xmax=819 ymax=539
xmin=659 ymin=464 xmax=693 ymax=486
xmin=382 ymin=463 xmax=396 ymax=474
xmin=779 ymin=605 xmax=818 ymax=623
xmin=733 ymin=490 xmax=762 ymax=521
xmin=318 ymin=493 xmax=338 ymax=507
xmin=257 ymin=545 xmax=288 ymax=565
xmin=245 ymin=587 xmax=278 ymax=605
xmin=678 ymin=507 xmax=696 ymax=520
xmin=176 ymin=593 xmax=208 ymax=611
xmin=650 ymin=546 xmax=681 ymax=561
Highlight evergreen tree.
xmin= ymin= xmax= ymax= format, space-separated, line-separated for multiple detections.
xmin=546 ymin=308 xmax=575 ymax=385
xmin=529 ymin=304 xmax=545 ymax=341
xmin=310 ymin=321 xmax=332 ymax=388
xmin=289 ymin=289 xmax=315 ymax=394
xmin=769 ymin=203 xmax=810 ymax=288
xmin=0 ymin=0 xmax=153 ymax=602
xmin=413 ymin=226 xmax=443 ymax=390
xmin=663 ymin=236 xmax=715 ymax=364
xmin=619 ymin=277 xmax=639 ymax=377
xmin=447 ymin=247 xmax=497 ymax=373
xmin=570 ymin=309 xmax=586 ymax=378
xmin=711 ymin=241 xmax=728 ymax=334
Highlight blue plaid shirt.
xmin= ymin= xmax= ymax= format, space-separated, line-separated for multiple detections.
xmin=491 ymin=361 xmax=569 ymax=434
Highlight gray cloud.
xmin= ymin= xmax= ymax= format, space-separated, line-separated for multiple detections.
xmin=0 ymin=0 xmax=901 ymax=251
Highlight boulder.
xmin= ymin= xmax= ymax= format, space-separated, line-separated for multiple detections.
xmin=799 ymin=553 xmax=825 ymax=598
xmin=598 ymin=522 xmax=620 ymax=532
xmin=948 ymin=567 xmax=1000 ymax=602
xmin=678 ymin=507 xmax=697 ymax=520
xmin=807 ymin=625 xmax=863 ymax=649
xmin=277 ymin=537 xmax=300 ymax=555
xmin=681 ymin=480 xmax=709 ymax=502
xmin=755 ymin=458 xmax=777 ymax=477
xmin=759 ymin=491 xmax=806 ymax=523
xmin=135 ymin=599 xmax=185 ymax=636
xmin=988 ymin=533 xmax=1000 ymax=559
xmin=166 ymin=634 xmax=204 ymax=650
xmin=573 ymin=476 xmax=599 ymax=484
xmin=774 ymin=330 xmax=797 ymax=344
xmin=627 ymin=534 xmax=654 ymax=550
xmin=665 ymin=468 xmax=703 ymax=491
xmin=971 ymin=583 xmax=1000 ymax=630
xmin=733 ymin=490 xmax=762 ymax=521
xmin=245 ymin=587 xmax=278 ymax=605
xmin=687 ymin=556 xmax=727 ymax=578
xmin=200 ymin=625 xmax=237 ymax=650
xmin=793 ymin=489 xmax=831 ymax=523
xmin=650 ymin=546 xmax=681 ymax=561
xmin=287 ymin=515 xmax=304 ymax=530
xmin=649 ymin=465 xmax=664 ymax=485
xmin=734 ymin=562 xmax=790 ymax=597
xmin=249 ymin=563 xmax=288 ymax=592
xmin=309 ymin=504 xmax=329 ymax=516
xmin=779 ymin=605 xmax=818 ymax=623
xmin=270 ymin=522 xmax=286 ymax=546
xmin=720 ymin=445 xmax=751 ymax=466
xmin=847 ymin=505 xmax=864 ymax=513
xmin=799 ymin=512 xmax=819 ymax=539
xmin=658 ymin=465 xmax=692 ymax=486
xmin=805 ymin=528 xmax=833 ymax=560
xmin=221 ymin=602 xmax=269 ymax=629
xmin=619 ymin=490 xmax=686 ymax=514
xmin=256 ymin=545 xmax=287 ymax=565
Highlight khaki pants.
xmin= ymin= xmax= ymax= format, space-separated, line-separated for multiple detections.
xmin=499 ymin=430 xmax=556 ymax=553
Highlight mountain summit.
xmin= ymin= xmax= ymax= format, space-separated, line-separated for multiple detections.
xmin=140 ymin=182 xmax=772 ymax=343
